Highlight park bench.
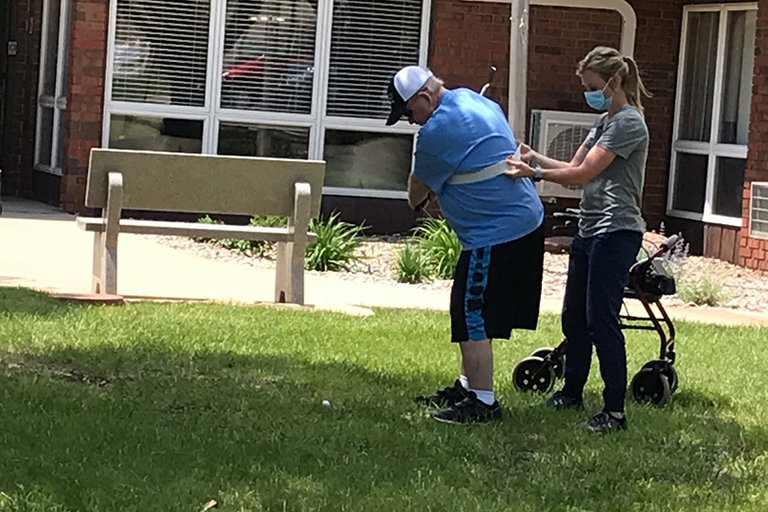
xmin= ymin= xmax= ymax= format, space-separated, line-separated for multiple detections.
xmin=76 ymin=149 xmax=325 ymax=305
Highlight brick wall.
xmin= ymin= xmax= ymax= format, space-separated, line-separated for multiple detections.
xmin=429 ymin=0 xmax=512 ymax=111
xmin=60 ymin=0 xmax=109 ymax=214
xmin=628 ymin=0 xmax=685 ymax=232
xmin=0 ymin=0 xmax=42 ymax=198
xmin=740 ymin=0 xmax=768 ymax=271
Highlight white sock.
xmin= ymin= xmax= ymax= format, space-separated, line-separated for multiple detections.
xmin=458 ymin=374 xmax=470 ymax=390
xmin=470 ymin=389 xmax=495 ymax=405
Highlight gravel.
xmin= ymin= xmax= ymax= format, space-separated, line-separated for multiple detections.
xmin=144 ymin=234 xmax=768 ymax=315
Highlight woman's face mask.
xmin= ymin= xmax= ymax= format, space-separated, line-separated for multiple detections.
xmin=584 ymin=80 xmax=613 ymax=111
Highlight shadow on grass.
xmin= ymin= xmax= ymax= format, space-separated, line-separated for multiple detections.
xmin=1 ymin=343 xmax=766 ymax=512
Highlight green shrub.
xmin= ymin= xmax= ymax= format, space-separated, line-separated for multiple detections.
xmin=413 ymin=218 xmax=461 ymax=280
xmin=195 ymin=215 xmax=287 ymax=256
xmin=395 ymin=243 xmax=432 ymax=284
xmin=677 ymin=275 xmax=731 ymax=307
xmin=305 ymin=213 xmax=365 ymax=272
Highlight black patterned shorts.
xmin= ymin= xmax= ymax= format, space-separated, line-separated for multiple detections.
xmin=450 ymin=223 xmax=544 ymax=342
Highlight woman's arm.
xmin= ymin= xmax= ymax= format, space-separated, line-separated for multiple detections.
xmin=506 ymin=145 xmax=616 ymax=186
xmin=520 ymin=143 xmax=589 ymax=170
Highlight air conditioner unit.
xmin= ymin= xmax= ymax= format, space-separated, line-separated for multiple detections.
xmin=749 ymin=182 xmax=768 ymax=240
xmin=529 ymin=110 xmax=600 ymax=199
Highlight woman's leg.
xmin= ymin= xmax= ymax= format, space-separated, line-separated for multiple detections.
xmin=561 ymin=235 xmax=592 ymax=399
xmin=585 ymin=231 xmax=643 ymax=413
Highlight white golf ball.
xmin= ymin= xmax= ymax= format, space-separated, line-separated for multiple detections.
xmin=322 ymin=400 xmax=330 ymax=407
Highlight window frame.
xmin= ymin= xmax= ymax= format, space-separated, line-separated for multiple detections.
xmin=102 ymin=0 xmax=431 ymax=200
xmin=34 ymin=0 xmax=71 ymax=177
xmin=667 ymin=2 xmax=757 ymax=227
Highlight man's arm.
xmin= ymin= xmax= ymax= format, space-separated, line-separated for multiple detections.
xmin=408 ymin=174 xmax=434 ymax=210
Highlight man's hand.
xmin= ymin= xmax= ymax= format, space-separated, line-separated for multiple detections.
xmin=505 ymin=158 xmax=535 ymax=179
xmin=408 ymin=175 xmax=434 ymax=211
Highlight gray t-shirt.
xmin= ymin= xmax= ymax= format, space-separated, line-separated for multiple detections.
xmin=579 ymin=105 xmax=649 ymax=238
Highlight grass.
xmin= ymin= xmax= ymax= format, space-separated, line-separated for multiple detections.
xmin=0 ymin=287 xmax=766 ymax=512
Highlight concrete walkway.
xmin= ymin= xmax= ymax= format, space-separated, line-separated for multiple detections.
xmin=2 ymin=197 xmax=767 ymax=327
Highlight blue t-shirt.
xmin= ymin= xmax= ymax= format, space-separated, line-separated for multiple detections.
xmin=412 ymin=88 xmax=544 ymax=250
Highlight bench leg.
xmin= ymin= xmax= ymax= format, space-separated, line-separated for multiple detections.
xmin=274 ymin=241 xmax=289 ymax=303
xmin=274 ymin=234 xmax=306 ymax=305
xmin=103 ymin=243 xmax=118 ymax=295
xmin=289 ymin=237 xmax=305 ymax=305
xmin=92 ymin=232 xmax=104 ymax=293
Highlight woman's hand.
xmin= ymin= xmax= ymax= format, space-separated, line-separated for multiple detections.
xmin=516 ymin=142 xmax=537 ymax=164
xmin=505 ymin=158 xmax=536 ymax=179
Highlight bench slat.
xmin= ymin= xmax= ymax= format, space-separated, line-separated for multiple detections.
xmin=86 ymin=149 xmax=325 ymax=218
xmin=76 ymin=217 xmax=317 ymax=243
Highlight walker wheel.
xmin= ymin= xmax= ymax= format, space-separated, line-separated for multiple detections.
xmin=530 ymin=347 xmax=565 ymax=380
xmin=641 ymin=360 xmax=678 ymax=393
xmin=631 ymin=368 xmax=671 ymax=406
xmin=513 ymin=356 xmax=556 ymax=393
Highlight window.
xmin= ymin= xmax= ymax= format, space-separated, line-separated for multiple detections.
xmin=669 ymin=4 xmax=757 ymax=226
xmin=104 ymin=0 xmax=430 ymax=198
xmin=34 ymin=0 xmax=71 ymax=176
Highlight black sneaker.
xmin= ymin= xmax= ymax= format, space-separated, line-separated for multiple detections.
xmin=583 ymin=411 xmax=627 ymax=433
xmin=432 ymin=392 xmax=502 ymax=424
xmin=543 ymin=390 xmax=583 ymax=409
xmin=414 ymin=380 xmax=468 ymax=408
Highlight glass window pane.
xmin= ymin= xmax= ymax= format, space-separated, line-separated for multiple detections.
xmin=109 ymin=115 xmax=203 ymax=153
xmin=679 ymin=11 xmax=719 ymax=142
xmin=111 ymin=0 xmax=211 ymax=106
xmin=672 ymin=152 xmax=708 ymax=214
xmin=324 ymin=130 xmax=413 ymax=191
xmin=42 ymin=0 xmax=62 ymax=97
xmin=217 ymin=123 xmax=309 ymax=159
xmin=325 ymin=0 xmax=423 ymax=120
xmin=37 ymin=107 xmax=55 ymax=166
xmin=720 ymin=10 xmax=757 ymax=145
xmin=221 ymin=0 xmax=317 ymax=114
xmin=752 ymin=186 xmax=768 ymax=237
xmin=713 ymin=157 xmax=745 ymax=218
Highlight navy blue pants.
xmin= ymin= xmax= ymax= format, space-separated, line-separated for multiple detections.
xmin=560 ymin=230 xmax=643 ymax=413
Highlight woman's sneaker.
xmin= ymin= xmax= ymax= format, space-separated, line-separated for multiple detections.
xmin=543 ymin=390 xmax=583 ymax=409
xmin=414 ymin=380 xmax=468 ymax=408
xmin=431 ymin=392 xmax=502 ymax=424
xmin=583 ymin=411 xmax=627 ymax=433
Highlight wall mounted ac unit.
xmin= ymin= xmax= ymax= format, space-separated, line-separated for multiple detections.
xmin=529 ymin=110 xmax=600 ymax=199
xmin=749 ymin=182 xmax=768 ymax=240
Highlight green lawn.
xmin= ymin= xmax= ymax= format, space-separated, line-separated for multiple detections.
xmin=0 ymin=287 xmax=766 ymax=512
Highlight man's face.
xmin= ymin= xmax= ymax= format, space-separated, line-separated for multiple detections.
xmin=407 ymin=89 xmax=434 ymax=125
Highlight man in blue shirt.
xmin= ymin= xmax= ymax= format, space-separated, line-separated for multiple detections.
xmin=386 ymin=66 xmax=545 ymax=424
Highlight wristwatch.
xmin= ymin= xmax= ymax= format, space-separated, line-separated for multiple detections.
xmin=533 ymin=165 xmax=542 ymax=182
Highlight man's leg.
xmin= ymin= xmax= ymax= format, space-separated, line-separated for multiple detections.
xmin=432 ymin=246 xmax=501 ymax=423
xmin=460 ymin=339 xmax=493 ymax=391
xmin=413 ymin=251 xmax=473 ymax=408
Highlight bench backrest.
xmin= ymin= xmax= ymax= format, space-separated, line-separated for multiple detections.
xmin=85 ymin=149 xmax=325 ymax=218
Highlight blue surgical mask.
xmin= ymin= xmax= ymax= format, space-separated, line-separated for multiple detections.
xmin=584 ymin=81 xmax=613 ymax=111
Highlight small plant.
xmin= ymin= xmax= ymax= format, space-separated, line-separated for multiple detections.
xmin=677 ymin=275 xmax=731 ymax=307
xmin=195 ymin=215 xmax=287 ymax=256
xmin=195 ymin=215 xmax=218 ymax=243
xmin=413 ymin=218 xmax=461 ymax=280
xmin=305 ymin=213 xmax=365 ymax=272
xmin=395 ymin=243 xmax=432 ymax=284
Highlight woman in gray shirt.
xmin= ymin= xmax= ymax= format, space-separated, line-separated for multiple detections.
xmin=506 ymin=46 xmax=651 ymax=433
